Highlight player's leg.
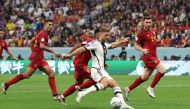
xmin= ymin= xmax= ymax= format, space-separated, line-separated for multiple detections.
xmin=147 ymin=63 xmax=166 ymax=98
xmin=75 ymin=72 xmax=96 ymax=91
xmin=61 ymin=68 xmax=84 ymax=99
xmin=62 ymin=79 xmax=83 ymax=98
xmin=2 ymin=67 xmax=36 ymax=94
xmin=41 ymin=65 xmax=58 ymax=96
xmin=76 ymin=68 xmax=108 ymax=103
xmin=150 ymin=63 xmax=166 ymax=88
xmin=108 ymin=79 xmax=134 ymax=109
xmin=41 ymin=65 xmax=64 ymax=104
xmin=124 ymin=68 xmax=153 ymax=100
xmin=76 ymin=77 xmax=107 ymax=103
xmin=76 ymin=79 xmax=96 ymax=91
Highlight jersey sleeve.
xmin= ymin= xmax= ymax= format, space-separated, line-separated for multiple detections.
xmin=81 ymin=41 xmax=87 ymax=46
xmin=84 ymin=40 xmax=96 ymax=50
xmin=135 ymin=33 xmax=144 ymax=44
xmin=81 ymin=39 xmax=93 ymax=46
xmin=105 ymin=42 xmax=112 ymax=49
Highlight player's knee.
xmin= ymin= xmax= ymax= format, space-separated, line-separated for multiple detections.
xmin=48 ymin=71 xmax=55 ymax=77
xmin=23 ymin=74 xmax=31 ymax=79
xmin=99 ymin=78 xmax=109 ymax=88
xmin=108 ymin=80 xmax=118 ymax=88
xmin=160 ymin=68 xmax=166 ymax=74
xmin=102 ymin=82 xmax=109 ymax=88
xmin=141 ymin=75 xmax=149 ymax=81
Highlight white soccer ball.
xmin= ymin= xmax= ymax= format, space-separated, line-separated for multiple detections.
xmin=110 ymin=97 xmax=122 ymax=109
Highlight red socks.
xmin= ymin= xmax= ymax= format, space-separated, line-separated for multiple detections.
xmin=63 ymin=79 xmax=95 ymax=98
xmin=48 ymin=77 xmax=58 ymax=95
xmin=63 ymin=84 xmax=77 ymax=97
xmin=6 ymin=74 xmax=24 ymax=86
xmin=79 ymin=79 xmax=95 ymax=89
xmin=151 ymin=72 xmax=164 ymax=88
xmin=129 ymin=76 xmax=144 ymax=91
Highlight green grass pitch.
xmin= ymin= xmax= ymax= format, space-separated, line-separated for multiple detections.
xmin=0 ymin=74 xmax=190 ymax=109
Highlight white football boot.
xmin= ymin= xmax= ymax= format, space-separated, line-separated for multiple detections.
xmin=146 ymin=86 xmax=156 ymax=98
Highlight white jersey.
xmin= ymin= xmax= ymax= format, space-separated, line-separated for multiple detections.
xmin=84 ymin=39 xmax=112 ymax=70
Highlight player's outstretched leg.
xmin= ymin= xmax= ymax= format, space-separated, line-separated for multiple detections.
xmin=113 ymin=86 xmax=134 ymax=109
xmin=63 ymin=84 xmax=77 ymax=97
xmin=76 ymin=83 xmax=104 ymax=103
xmin=75 ymin=79 xmax=95 ymax=92
xmin=2 ymin=73 xmax=27 ymax=94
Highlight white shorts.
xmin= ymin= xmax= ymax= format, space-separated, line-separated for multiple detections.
xmin=91 ymin=68 xmax=113 ymax=82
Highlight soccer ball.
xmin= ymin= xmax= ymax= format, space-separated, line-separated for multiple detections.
xmin=110 ymin=97 xmax=122 ymax=109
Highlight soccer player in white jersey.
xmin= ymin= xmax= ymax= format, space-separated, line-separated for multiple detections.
xmin=61 ymin=27 xmax=134 ymax=109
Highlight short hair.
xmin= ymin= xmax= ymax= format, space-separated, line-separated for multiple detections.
xmin=99 ymin=26 xmax=110 ymax=32
xmin=143 ymin=11 xmax=152 ymax=20
xmin=45 ymin=20 xmax=53 ymax=23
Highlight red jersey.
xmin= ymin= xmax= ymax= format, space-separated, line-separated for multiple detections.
xmin=73 ymin=39 xmax=93 ymax=67
xmin=30 ymin=30 xmax=48 ymax=60
xmin=135 ymin=28 xmax=157 ymax=57
xmin=0 ymin=39 xmax=8 ymax=58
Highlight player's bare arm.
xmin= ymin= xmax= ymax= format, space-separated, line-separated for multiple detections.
xmin=6 ymin=49 xmax=18 ymax=61
xmin=67 ymin=46 xmax=86 ymax=57
xmin=39 ymin=43 xmax=61 ymax=58
xmin=62 ymin=46 xmax=86 ymax=60
xmin=30 ymin=37 xmax=35 ymax=51
xmin=68 ymin=43 xmax=82 ymax=54
xmin=110 ymin=38 xmax=129 ymax=49
xmin=134 ymin=42 xmax=149 ymax=54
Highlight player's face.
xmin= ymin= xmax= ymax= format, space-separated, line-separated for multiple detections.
xmin=46 ymin=22 xmax=53 ymax=31
xmin=101 ymin=32 xmax=110 ymax=41
xmin=143 ymin=19 xmax=152 ymax=30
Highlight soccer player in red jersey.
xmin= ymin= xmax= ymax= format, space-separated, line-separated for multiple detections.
xmin=2 ymin=20 xmax=63 ymax=101
xmin=59 ymin=32 xmax=96 ymax=104
xmin=124 ymin=13 xmax=166 ymax=100
xmin=0 ymin=30 xmax=17 ymax=60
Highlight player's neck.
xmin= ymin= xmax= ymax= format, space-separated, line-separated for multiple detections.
xmin=97 ymin=37 xmax=104 ymax=43
xmin=43 ymin=28 xmax=48 ymax=34
xmin=143 ymin=27 xmax=151 ymax=32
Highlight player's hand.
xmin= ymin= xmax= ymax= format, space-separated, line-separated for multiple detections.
xmin=61 ymin=54 xmax=70 ymax=60
xmin=83 ymin=66 xmax=90 ymax=73
xmin=85 ymin=68 xmax=91 ymax=73
xmin=104 ymin=64 xmax=108 ymax=69
xmin=53 ymin=52 xmax=61 ymax=58
xmin=122 ymin=37 xmax=129 ymax=45
xmin=14 ymin=57 xmax=19 ymax=61
xmin=142 ymin=49 xmax=149 ymax=54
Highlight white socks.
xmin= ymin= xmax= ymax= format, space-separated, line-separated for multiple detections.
xmin=82 ymin=83 xmax=104 ymax=96
xmin=113 ymin=86 xmax=126 ymax=105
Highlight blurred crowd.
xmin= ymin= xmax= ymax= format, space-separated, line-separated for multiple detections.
xmin=0 ymin=0 xmax=190 ymax=48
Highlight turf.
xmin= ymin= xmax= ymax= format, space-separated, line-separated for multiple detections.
xmin=0 ymin=74 xmax=190 ymax=109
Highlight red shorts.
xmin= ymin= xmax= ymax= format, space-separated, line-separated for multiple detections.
xmin=28 ymin=59 xmax=48 ymax=70
xmin=142 ymin=56 xmax=160 ymax=69
xmin=74 ymin=66 xmax=91 ymax=82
